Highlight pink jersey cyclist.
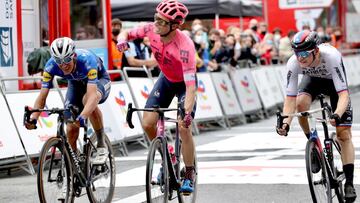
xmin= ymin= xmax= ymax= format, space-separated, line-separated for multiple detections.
xmin=127 ymin=23 xmax=196 ymax=86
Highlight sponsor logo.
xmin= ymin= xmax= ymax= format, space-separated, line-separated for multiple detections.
xmin=197 ymin=80 xmax=207 ymax=100
xmin=115 ymin=91 xmax=127 ymax=115
xmin=87 ymin=69 xmax=98 ymax=80
xmin=240 ymin=76 xmax=251 ymax=93
xmin=141 ymin=85 xmax=150 ymax=99
xmin=219 ymin=80 xmax=230 ymax=97
xmin=42 ymin=72 xmax=52 ymax=83
xmin=0 ymin=27 xmax=13 ymax=67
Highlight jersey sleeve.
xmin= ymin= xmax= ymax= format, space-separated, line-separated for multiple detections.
xmin=180 ymin=38 xmax=197 ymax=86
xmin=41 ymin=61 xmax=55 ymax=89
xmin=285 ymin=56 xmax=300 ymax=97
xmin=84 ymin=56 xmax=99 ymax=84
xmin=329 ymin=51 xmax=348 ymax=93
xmin=127 ymin=23 xmax=154 ymax=41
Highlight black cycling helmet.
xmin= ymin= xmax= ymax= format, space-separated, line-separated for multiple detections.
xmin=291 ymin=30 xmax=320 ymax=52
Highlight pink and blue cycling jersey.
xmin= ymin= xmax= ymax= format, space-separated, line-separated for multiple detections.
xmin=127 ymin=23 xmax=196 ymax=86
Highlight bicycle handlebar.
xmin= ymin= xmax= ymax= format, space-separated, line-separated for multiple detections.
xmin=126 ymin=103 xmax=183 ymax=129
xmin=24 ymin=105 xmax=80 ymax=128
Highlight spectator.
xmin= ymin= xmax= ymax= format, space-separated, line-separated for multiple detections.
xmin=259 ymin=22 xmax=268 ymax=41
xmin=110 ymin=18 xmax=123 ymax=81
xmin=191 ymin=28 xmax=207 ymax=72
xmin=259 ymin=33 xmax=276 ymax=65
xmin=208 ymin=28 xmax=222 ymax=58
xmin=75 ymin=27 xmax=87 ymax=40
xmin=84 ymin=25 xmax=98 ymax=39
xmin=97 ymin=18 xmax=104 ymax=38
xmin=279 ymin=29 xmax=296 ymax=63
xmin=212 ymin=34 xmax=237 ymax=70
xmin=248 ymin=18 xmax=261 ymax=42
xmin=236 ymin=33 xmax=258 ymax=65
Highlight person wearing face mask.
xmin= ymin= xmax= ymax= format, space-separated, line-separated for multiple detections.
xmin=248 ymin=18 xmax=261 ymax=43
xmin=109 ymin=18 xmax=123 ymax=81
xmin=259 ymin=22 xmax=268 ymax=41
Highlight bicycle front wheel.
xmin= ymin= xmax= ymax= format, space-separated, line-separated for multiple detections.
xmin=305 ymin=140 xmax=331 ymax=203
xmin=37 ymin=137 xmax=73 ymax=203
xmin=85 ymin=134 xmax=116 ymax=203
xmin=146 ymin=137 xmax=169 ymax=203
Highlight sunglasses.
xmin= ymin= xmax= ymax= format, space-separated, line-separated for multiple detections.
xmin=54 ymin=55 xmax=73 ymax=65
xmin=295 ymin=49 xmax=314 ymax=58
xmin=154 ymin=14 xmax=170 ymax=26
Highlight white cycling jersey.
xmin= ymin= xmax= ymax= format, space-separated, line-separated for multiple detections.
xmin=286 ymin=43 xmax=348 ymax=97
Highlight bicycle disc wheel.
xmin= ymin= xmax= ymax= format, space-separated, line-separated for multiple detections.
xmin=177 ymin=151 xmax=197 ymax=203
xmin=305 ymin=140 xmax=331 ymax=203
xmin=146 ymin=137 xmax=169 ymax=203
xmin=331 ymin=132 xmax=345 ymax=203
xmin=86 ymin=134 xmax=116 ymax=203
xmin=37 ymin=137 xmax=73 ymax=203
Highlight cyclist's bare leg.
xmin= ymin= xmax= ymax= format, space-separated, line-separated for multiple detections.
xmin=67 ymin=123 xmax=80 ymax=151
xmin=179 ymin=125 xmax=195 ymax=167
xmin=296 ymin=94 xmax=312 ymax=135
xmin=83 ymin=91 xmax=106 ymax=147
xmin=142 ymin=111 xmax=159 ymax=140
xmin=336 ymin=127 xmax=355 ymax=164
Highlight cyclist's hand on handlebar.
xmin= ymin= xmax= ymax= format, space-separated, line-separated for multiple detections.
xmin=25 ymin=118 xmax=37 ymax=130
xmin=276 ymin=123 xmax=290 ymax=136
xmin=330 ymin=113 xmax=341 ymax=127
xmin=179 ymin=112 xmax=192 ymax=128
xmin=116 ymin=40 xmax=129 ymax=52
xmin=76 ymin=115 xmax=86 ymax=127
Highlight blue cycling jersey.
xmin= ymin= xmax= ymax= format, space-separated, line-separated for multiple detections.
xmin=42 ymin=49 xmax=109 ymax=89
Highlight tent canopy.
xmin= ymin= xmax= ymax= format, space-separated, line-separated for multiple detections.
xmin=111 ymin=0 xmax=263 ymax=21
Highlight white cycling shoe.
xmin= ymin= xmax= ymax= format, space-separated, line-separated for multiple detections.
xmin=92 ymin=147 xmax=109 ymax=165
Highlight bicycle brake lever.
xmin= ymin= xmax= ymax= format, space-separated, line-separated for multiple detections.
xmin=126 ymin=103 xmax=134 ymax=129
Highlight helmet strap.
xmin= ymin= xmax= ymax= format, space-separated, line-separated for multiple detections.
xmin=160 ymin=22 xmax=177 ymax=37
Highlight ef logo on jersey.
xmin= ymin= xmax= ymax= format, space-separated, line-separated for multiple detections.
xmin=87 ymin=69 xmax=98 ymax=80
xmin=42 ymin=72 xmax=52 ymax=82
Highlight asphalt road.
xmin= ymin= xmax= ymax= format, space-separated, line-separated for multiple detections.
xmin=1 ymin=92 xmax=360 ymax=203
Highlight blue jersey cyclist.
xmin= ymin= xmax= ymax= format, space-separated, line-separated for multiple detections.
xmin=25 ymin=37 xmax=111 ymax=166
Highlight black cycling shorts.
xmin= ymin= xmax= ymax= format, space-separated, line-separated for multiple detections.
xmin=298 ymin=76 xmax=352 ymax=127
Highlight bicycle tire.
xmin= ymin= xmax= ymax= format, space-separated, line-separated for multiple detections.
xmin=37 ymin=137 xmax=73 ymax=203
xmin=330 ymin=132 xmax=345 ymax=203
xmin=177 ymin=151 xmax=197 ymax=203
xmin=305 ymin=140 xmax=332 ymax=203
xmin=85 ymin=134 xmax=116 ymax=203
xmin=146 ymin=137 xmax=169 ymax=203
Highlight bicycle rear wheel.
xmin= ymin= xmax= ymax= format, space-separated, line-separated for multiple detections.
xmin=146 ymin=137 xmax=169 ymax=203
xmin=85 ymin=134 xmax=116 ymax=203
xmin=37 ymin=137 xmax=73 ymax=203
xmin=305 ymin=139 xmax=331 ymax=203
xmin=177 ymin=151 xmax=197 ymax=203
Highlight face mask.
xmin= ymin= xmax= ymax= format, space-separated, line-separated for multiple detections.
xmin=194 ymin=35 xmax=203 ymax=44
xmin=318 ymin=32 xmax=324 ymax=37
xmin=266 ymin=40 xmax=273 ymax=45
xmin=112 ymin=28 xmax=120 ymax=36
xmin=335 ymin=35 xmax=342 ymax=41
xmin=251 ymin=26 xmax=257 ymax=31
xmin=261 ymin=31 xmax=266 ymax=35
xmin=209 ymin=40 xmax=215 ymax=45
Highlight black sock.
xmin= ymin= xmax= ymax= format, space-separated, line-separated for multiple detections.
xmin=95 ymin=128 xmax=106 ymax=148
xmin=305 ymin=133 xmax=310 ymax=139
xmin=343 ymin=164 xmax=354 ymax=186
xmin=185 ymin=166 xmax=195 ymax=181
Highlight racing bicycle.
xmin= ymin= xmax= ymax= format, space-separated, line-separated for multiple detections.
xmin=277 ymin=94 xmax=345 ymax=203
xmin=126 ymin=103 xmax=197 ymax=203
xmin=24 ymin=105 xmax=115 ymax=203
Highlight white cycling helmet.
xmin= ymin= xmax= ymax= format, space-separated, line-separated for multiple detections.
xmin=50 ymin=37 xmax=75 ymax=64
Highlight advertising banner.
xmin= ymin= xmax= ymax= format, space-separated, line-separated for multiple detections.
xmin=279 ymin=0 xmax=333 ymax=9
xmin=211 ymin=72 xmax=243 ymax=116
xmin=251 ymin=68 xmax=279 ymax=109
xmin=6 ymin=90 xmax=64 ymax=155
xmin=0 ymin=0 xmax=19 ymax=90
xmin=195 ymin=73 xmax=223 ymax=120
xmin=0 ymin=94 xmax=25 ymax=159
xmin=231 ymin=69 xmax=262 ymax=113
xmin=105 ymin=82 xmax=143 ymax=139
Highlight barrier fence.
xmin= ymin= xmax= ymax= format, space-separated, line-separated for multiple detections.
xmin=1 ymin=54 xmax=360 ymax=174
